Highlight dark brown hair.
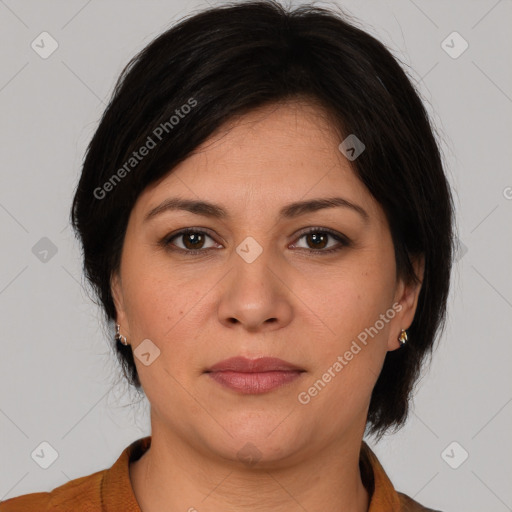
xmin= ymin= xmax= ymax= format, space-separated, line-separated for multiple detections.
xmin=70 ymin=0 xmax=455 ymax=438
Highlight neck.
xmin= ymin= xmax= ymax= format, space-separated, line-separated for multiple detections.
xmin=130 ymin=415 xmax=370 ymax=512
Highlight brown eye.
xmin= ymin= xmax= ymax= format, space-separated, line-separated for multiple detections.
xmin=181 ymin=232 xmax=206 ymax=250
xmin=161 ymin=227 xmax=350 ymax=256
xmin=291 ymin=228 xmax=350 ymax=254
xmin=162 ymin=229 xmax=218 ymax=254
xmin=304 ymin=232 xmax=329 ymax=249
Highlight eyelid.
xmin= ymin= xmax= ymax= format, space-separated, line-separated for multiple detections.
xmin=290 ymin=227 xmax=350 ymax=252
xmin=161 ymin=226 xmax=350 ymax=254
xmin=162 ymin=227 xmax=221 ymax=251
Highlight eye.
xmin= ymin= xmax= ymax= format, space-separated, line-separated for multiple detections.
xmin=161 ymin=227 xmax=350 ymax=256
xmin=291 ymin=227 xmax=350 ymax=254
xmin=162 ymin=228 xmax=219 ymax=254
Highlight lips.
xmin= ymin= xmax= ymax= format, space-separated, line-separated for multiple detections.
xmin=205 ymin=356 xmax=304 ymax=373
xmin=205 ymin=356 xmax=305 ymax=394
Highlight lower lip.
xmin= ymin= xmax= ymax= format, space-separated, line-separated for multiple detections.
xmin=207 ymin=370 xmax=303 ymax=394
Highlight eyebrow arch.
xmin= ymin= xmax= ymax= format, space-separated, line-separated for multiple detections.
xmin=144 ymin=196 xmax=369 ymax=223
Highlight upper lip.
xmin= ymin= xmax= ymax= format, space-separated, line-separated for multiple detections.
xmin=205 ymin=356 xmax=304 ymax=373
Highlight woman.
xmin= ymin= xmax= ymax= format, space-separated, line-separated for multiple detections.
xmin=0 ymin=0 xmax=454 ymax=510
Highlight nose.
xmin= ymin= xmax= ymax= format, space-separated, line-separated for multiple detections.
xmin=216 ymin=243 xmax=294 ymax=333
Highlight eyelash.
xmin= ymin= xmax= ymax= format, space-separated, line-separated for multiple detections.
xmin=160 ymin=227 xmax=351 ymax=256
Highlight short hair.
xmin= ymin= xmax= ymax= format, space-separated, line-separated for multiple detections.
xmin=70 ymin=0 xmax=455 ymax=438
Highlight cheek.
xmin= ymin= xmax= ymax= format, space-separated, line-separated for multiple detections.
xmin=124 ymin=271 xmax=205 ymax=399
xmin=120 ymin=255 xmax=207 ymax=374
xmin=121 ymin=240 xmax=191 ymax=326
xmin=319 ymin=263 xmax=395 ymax=342
xmin=308 ymin=259 xmax=395 ymax=392
xmin=300 ymin=298 xmax=391 ymax=423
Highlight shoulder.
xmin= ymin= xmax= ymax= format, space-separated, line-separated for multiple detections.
xmin=0 ymin=436 xmax=150 ymax=512
xmin=360 ymin=441 xmax=444 ymax=512
xmin=0 ymin=491 xmax=51 ymax=512
xmin=398 ymin=491 xmax=444 ymax=512
xmin=0 ymin=468 xmax=106 ymax=511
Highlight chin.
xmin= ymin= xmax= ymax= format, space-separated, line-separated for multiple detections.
xmin=198 ymin=415 xmax=309 ymax=467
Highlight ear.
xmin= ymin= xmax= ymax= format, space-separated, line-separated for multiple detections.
xmin=387 ymin=255 xmax=425 ymax=351
xmin=111 ymin=271 xmax=130 ymax=338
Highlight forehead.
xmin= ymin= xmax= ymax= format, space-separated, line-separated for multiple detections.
xmin=133 ymin=100 xmax=381 ymax=222
xmin=185 ymin=100 xmax=347 ymax=178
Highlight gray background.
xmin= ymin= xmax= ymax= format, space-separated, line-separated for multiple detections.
xmin=1 ymin=1 xmax=511 ymax=510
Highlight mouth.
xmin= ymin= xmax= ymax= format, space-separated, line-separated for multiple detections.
xmin=204 ymin=356 xmax=305 ymax=394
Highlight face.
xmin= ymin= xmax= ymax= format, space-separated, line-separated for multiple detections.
xmin=111 ymin=100 xmax=423 ymax=466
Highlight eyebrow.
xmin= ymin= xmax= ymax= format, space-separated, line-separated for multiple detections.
xmin=144 ymin=196 xmax=369 ymax=223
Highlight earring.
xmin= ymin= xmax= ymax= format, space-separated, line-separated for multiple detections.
xmin=115 ymin=323 xmax=129 ymax=346
xmin=398 ymin=329 xmax=408 ymax=347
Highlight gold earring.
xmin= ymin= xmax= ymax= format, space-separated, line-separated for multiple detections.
xmin=115 ymin=323 xmax=129 ymax=346
xmin=398 ymin=329 xmax=408 ymax=347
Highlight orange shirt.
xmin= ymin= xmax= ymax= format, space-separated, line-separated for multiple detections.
xmin=0 ymin=436 xmax=440 ymax=511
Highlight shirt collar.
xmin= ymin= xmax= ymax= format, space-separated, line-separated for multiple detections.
xmin=102 ymin=436 xmax=150 ymax=511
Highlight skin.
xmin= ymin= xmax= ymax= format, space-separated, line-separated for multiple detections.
xmin=111 ymin=99 xmax=424 ymax=512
